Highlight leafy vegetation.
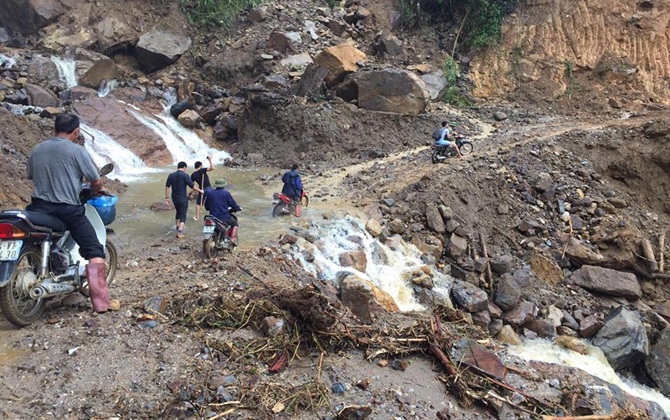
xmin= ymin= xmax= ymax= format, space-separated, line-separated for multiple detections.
xmin=399 ymin=0 xmax=520 ymax=49
xmin=180 ymin=0 xmax=264 ymax=28
xmin=442 ymin=56 xmax=473 ymax=107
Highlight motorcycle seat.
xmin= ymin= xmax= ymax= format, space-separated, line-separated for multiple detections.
xmin=22 ymin=211 xmax=67 ymax=232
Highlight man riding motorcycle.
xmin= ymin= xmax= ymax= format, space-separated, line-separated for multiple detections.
xmin=204 ymin=179 xmax=241 ymax=246
xmin=25 ymin=113 xmax=111 ymax=313
xmin=434 ymin=121 xmax=462 ymax=159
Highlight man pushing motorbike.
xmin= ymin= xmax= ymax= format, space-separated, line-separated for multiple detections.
xmin=25 ymin=113 xmax=112 ymax=313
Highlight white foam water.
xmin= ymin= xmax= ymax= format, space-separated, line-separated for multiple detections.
xmin=508 ymin=339 xmax=670 ymax=416
xmin=292 ymin=216 xmax=453 ymax=312
xmin=98 ymin=80 xmax=119 ymax=97
xmin=50 ymin=56 xmax=78 ymax=88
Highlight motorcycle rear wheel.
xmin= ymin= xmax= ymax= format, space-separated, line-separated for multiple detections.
xmin=431 ymin=150 xmax=442 ymax=164
xmin=459 ymin=141 xmax=474 ymax=155
xmin=273 ymin=202 xmax=290 ymax=218
xmin=80 ymin=239 xmax=118 ymax=297
xmin=0 ymin=247 xmax=45 ymax=327
xmin=203 ymin=231 xmax=222 ymax=259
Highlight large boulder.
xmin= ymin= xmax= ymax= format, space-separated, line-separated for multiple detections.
xmin=450 ymin=281 xmax=488 ymax=313
xmin=592 ymin=307 xmax=649 ymax=371
xmin=571 ymin=265 xmax=641 ymax=300
xmin=338 ymin=273 xmax=399 ymax=323
xmin=645 ymin=328 xmax=670 ymax=397
xmin=24 ymin=83 xmax=58 ymax=107
xmin=352 ymin=68 xmax=429 ymax=114
xmin=0 ymin=0 xmax=67 ymax=35
xmin=79 ymin=58 xmax=120 ymax=89
xmin=135 ymin=25 xmax=192 ymax=73
xmin=313 ymin=43 xmax=366 ymax=87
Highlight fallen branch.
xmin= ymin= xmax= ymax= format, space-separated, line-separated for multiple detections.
xmin=479 ymin=232 xmax=493 ymax=293
xmin=428 ymin=342 xmax=457 ymax=376
xmin=640 ymin=238 xmax=658 ymax=272
xmin=659 ymin=231 xmax=666 ymax=273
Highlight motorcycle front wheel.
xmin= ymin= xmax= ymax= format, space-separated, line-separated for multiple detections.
xmin=459 ymin=141 xmax=474 ymax=155
xmin=272 ymin=202 xmax=290 ymax=218
xmin=203 ymin=231 xmax=222 ymax=259
xmin=80 ymin=240 xmax=118 ymax=297
xmin=0 ymin=247 xmax=45 ymax=327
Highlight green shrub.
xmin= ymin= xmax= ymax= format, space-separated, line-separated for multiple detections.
xmin=441 ymin=56 xmax=473 ymax=107
xmin=180 ymin=0 xmax=264 ymax=28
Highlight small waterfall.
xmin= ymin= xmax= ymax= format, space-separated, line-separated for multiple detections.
xmin=98 ymin=80 xmax=119 ymax=97
xmin=50 ymin=56 xmax=78 ymax=88
xmin=81 ymin=124 xmax=155 ymax=182
xmin=293 ymin=216 xmax=453 ymax=312
xmin=508 ymin=340 xmax=670 ymax=416
xmin=124 ymin=98 xmax=231 ymax=165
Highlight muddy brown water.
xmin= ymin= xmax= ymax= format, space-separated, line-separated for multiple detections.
xmin=111 ymin=166 xmax=319 ymax=252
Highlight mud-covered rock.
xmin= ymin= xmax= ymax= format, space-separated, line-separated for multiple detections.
xmin=571 ymin=265 xmax=641 ymax=299
xmin=352 ymin=68 xmax=429 ymax=115
xmin=451 ymin=281 xmax=488 ymax=313
xmin=645 ymin=328 xmax=670 ymax=397
xmin=79 ymin=58 xmax=120 ymax=89
xmin=136 ymin=25 xmax=192 ymax=73
xmin=592 ymin=307 xmax=649 ymax=371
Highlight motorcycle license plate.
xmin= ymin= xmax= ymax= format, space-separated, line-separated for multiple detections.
xmin=202 ymin=226 xmax=215 ymax=234
xmin=0 ymin=240 xmax=22 ymax=261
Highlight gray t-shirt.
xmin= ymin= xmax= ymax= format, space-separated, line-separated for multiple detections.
xmin=26 ymin=137 xmax=100 ymax=206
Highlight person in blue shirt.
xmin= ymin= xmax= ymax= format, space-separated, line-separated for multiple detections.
xmin=204 ymin=178 xmax=241 ymax=245
xmin=281 ymin=164 xmax=303 ymax=217
xmin=434 ymin=121 xmax=462 ymax=158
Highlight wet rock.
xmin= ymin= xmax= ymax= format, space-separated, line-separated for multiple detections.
xmin=136 ymin=25 xmax=192 ymax=72
xmin=571 ymin=265 xmax=641 ymax=300
xmin=4 ymin=89 xmax=28 ymax=105
xmin=352 ymin=68 xmax=429 ymax=115
xmin=80 ymin=58 xmax=120 ymax=89
xmin=502 ymin=301 xmax=538 ymax=327
xmin=645 ymin=328 xmax=670 ymax=397
xmin=24 ymin=83 xmax=58 ymax=107
xmin=69 ymin=86 xmax=98 ymax=101
xmin=579 ymin=315 xmax=602 ymax=338
xmin=339 ymin=273 xmax=399 ymax=323
xmin=592 ymin=307 xmax=649 ymax=371
xmin=365 ymin=218 xmax=382 ymax=237
xmin=339 ymin=250 xmax=367 ymax=272
xmin=494 ymin=275 xmax=521 ymax=311
xmin=447 ymin=233 xmax=468 ymax=257
xmin=314 ymin=43 xmax=366 ymax=87
xmin=497 ymin=325 xmax=522 ymax=345
xmin=425 ymin=203 xmax=445 ymax=233
xmin=555 ymin=336 xmax=589 ymax=355
xmin=451 ymin=281 xmax=488 ymax=313
xmin=169 ymin=100 xmax=194 ymax=119
xmin=524 ymin=319 xmax=557 ymax=338
xmin=177 ymin=109 xmax=202 ymax=128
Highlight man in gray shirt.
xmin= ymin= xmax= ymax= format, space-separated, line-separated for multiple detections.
xmin=26 ymin=113 xmax=111 ymax=313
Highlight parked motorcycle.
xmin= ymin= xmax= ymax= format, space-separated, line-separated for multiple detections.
xmin=0 ymin=163 xmax=118 ymax=327
xmin=431 ymin=134 xmax=474 ymax=164
xmin=202 ymin=212 xmax=239 ymax=258
xmin=272 ymin=190 xmax=309 ymax=218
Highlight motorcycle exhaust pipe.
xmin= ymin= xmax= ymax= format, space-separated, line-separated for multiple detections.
xmin=29 ymin=281 xmax=76 ymax=299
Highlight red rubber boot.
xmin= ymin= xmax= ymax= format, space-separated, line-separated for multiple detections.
xmin=86 ymin=262 xmax=110 ymax=313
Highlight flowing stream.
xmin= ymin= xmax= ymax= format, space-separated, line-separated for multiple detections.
xmin=508 ymin=340 xmax=670 ymax=416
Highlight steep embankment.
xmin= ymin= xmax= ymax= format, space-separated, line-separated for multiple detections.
xmin=472 ymin=0 xmax=670 ymax=107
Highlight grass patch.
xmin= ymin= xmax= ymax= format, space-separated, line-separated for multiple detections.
xmin=180 ymin=0 xmax=265 ymax=28
xmin=442 ymin=56 xmax=473 ymax=107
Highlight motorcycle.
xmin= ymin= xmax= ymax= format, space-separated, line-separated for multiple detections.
xmin=0 ymin=163 xmax=118 ymax=327
xmin=431 ymin=134 xmax=474 ymax=164
xmin=272 ymin=190 xmax=309 ymax=218
xmin=202 ymin=211 xmax=239 ymax=258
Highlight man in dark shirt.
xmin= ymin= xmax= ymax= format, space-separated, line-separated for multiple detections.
xmin=190 ymin=156 xmax=214 ymax=221
xmin=26 ymin=113 xmax=111 ymax=313
xmin=204 ymin=178 xmax=241 ymax=245
xmin=281 ymin=164 xmax=303 ymax=217
xmin=165 ymin=161 xmax=202 ymax=238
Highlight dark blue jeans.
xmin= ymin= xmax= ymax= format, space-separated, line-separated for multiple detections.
xmin=27 ymin=198 xmax=105 ymax=260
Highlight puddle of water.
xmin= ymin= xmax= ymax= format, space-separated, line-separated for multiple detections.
xmin=0 ymin=321 xmax=25 ymax=366
xmin=112 ymin=166 xmax=318 ymax=251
